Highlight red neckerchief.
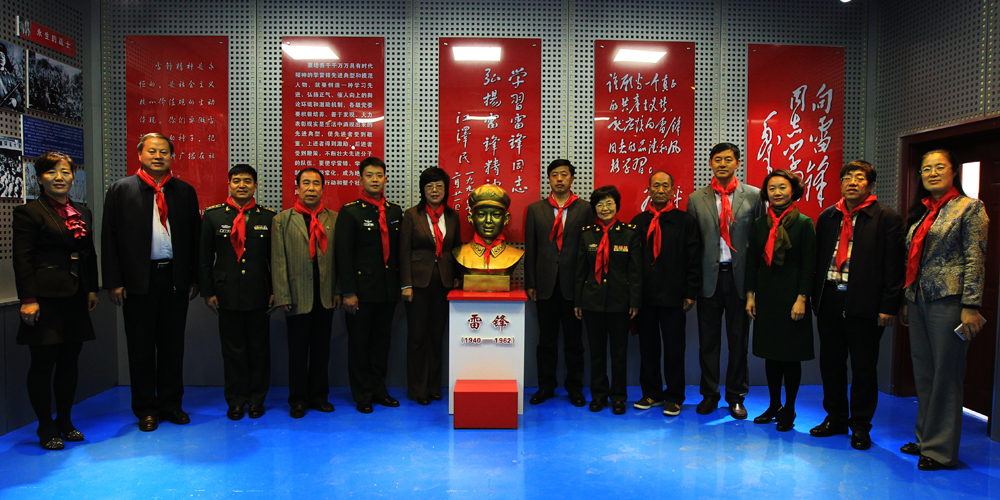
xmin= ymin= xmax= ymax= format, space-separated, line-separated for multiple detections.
xmin=293 ymin=199 xmax=327 ymax=260
xmin=137 ymin=167 xmax=172 ymax=234
xmin=645 ymin=200 xmax=675 ymax=263
xmin=227 ymin=196 xmax=256 ymax=261
xmin=711 ymin=176 xmax=739 ymax=251
xmin=548 ymin=192 xmax=578 ymax=252
xmin=594 ymin=216 xmax=618 ymax=283
xmin=426 ymin=203 xmax=445 ymax=258
xmin=45 ymin=194 xmax=86 ymax=239
xmin=474 ymin=233 xmax=505 ymax=269
xmin=905 ymin=187 xmax=960 ymax=289
xmin=360 ymin=191 xmax=389 ymax=265
xmin=833 ymin=194 xmax=877 ymax=271
xmin=763 ymin=202 xmax=797 ymax=267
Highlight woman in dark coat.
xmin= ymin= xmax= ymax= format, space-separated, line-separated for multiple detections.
xmin=400 ymin=167 xmax=461 ymax=405
xmin=745 ymin=169 xmax=816 ymax=431
xmin=12 ymin=152 xmax=99 ymax=450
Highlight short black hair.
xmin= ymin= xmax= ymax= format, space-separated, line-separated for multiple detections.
xmin=418 ymin=167 xmax=450 ymax=207
xmin=589 ymin=185 xmax=621 ymax=213
xmin=228 ymin=164 xmax=257 ymax=183
xmin=759 ymin=169 xmax=804 ymax=204
xmin=136 ymin=133 xmax=174 ymax=155
xmin=648 ymin=170 xmax=674 ymax=186
xmin=34 ymin=151 xmax=78 ymax=186
xmin=296 ymin=167 xmax=324 ymax=185
xmin=839 ymin=160 xmax=876 ymax=184
xmin=359 ymin=156 xmax=386 ymax=176
xmin=709 ymin=142 xmax=741 ymax=161
xmin=546 ymin=159 xmax=575 ymax=177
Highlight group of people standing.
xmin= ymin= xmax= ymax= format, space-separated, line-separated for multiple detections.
xmin=11 ymin=135 xmax=988 ymax=472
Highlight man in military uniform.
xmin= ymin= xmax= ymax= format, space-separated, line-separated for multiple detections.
xmin=199 ymin=164 xmax=276 ymax=420
xmin=336 ymin=157 xmax=404 ymax=414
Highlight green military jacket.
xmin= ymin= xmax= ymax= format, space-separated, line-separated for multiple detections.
xmin=199 ymin=201 xmax=276 ymax=311
xmin=574 ymin=220 xmax=643 ymax=313
xmin=335 ymin=197 xmax=403 ymax=303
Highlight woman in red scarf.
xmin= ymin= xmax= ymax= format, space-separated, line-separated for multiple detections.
xmin=744 ymin=169 xmax=816 ymax=432
xmin=573 ymin=186 xmax=642 ymax=415
xmin=12 ymin=152 xmax=99 ymax=450
xmin=399 ymin=167 xmax=460 ymax=406
xmin=898 ymin=150 xmax=988 ymax=471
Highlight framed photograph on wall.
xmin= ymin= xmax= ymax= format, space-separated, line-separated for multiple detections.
xmin=28 ymin=51 xmax=82 ymax=121
xmin=0 ymin=135 xmax=24 ymax=199
xmin=0 ymin=40 xmax=26 ymax=113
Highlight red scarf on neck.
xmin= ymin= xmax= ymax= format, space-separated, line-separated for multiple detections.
xmin=45 ymin=194 xmax=86 ymax=239
xmin=426 ymin=203 xmax=445 ymax=258
xmin=905 ymin=187 xmax=960 ymax=289
xmin=763 ymin=202 xmax=797 ymax=267
xmin=594 ymin=216 xmax=618 ymax=283
xmin=645 ymin=200 xmax=675 ymax=263
xmin=227 ymin=196 xmax=256 ymax=261
xmin=711 ymin=176 xmax=738 ymax=251
xmin=548 ymin=192 xmax=578 ymax=252
xmin=833 ymin=194 xmax=877 ymax=271
xmin=137 ymin=167 xmax=171 ymax=234
xmin=474 ymin=233 xmax=505 ymax=269
xmin=360 ymin=192 xmax=390 ymax=265
xmin=293 ymin=199 xmax=327 ymax=260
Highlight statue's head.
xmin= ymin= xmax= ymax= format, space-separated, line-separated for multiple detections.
xmin=468 ymin=184 xmax=511 ymax=242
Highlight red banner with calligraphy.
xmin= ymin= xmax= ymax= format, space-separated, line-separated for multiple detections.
xmin=17 ymin=17 xmax=75 ymax=58
xmin=125 ymin=36 xmax=229 ymax=211
xmin=281 ymin=37 xmax=385 ymax=210
xmin=747 ymin=44 xmax=844 ymax=221
xmin=438 ymin=38 xmax=542 ymax=242
xmin=593 ymin=41 xmax=695 ymax=222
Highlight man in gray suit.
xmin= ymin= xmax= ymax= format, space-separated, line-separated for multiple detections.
xmin=272 ymin=168 xmax=340 ymax=418
xmin=686 ymin=143 xmax=761 ymax=419
xmin=524 ymin=159 xmax=594 ymax=406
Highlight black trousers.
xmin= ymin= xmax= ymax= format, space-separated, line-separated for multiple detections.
xmin=535 ymin=280 xmax=585 ymax=393
xmin=638 ymin=305 xmax=687 ymax=404
xmin=219 ymin=308 xmax=271 ymax=407
xmin=404 ymin=264 xmax=448 ymax=399
xmin=583 ymin=310 xmax=630 ymax=402
xmin=695 ymin=267 xmax=750 ymax=404
xmin=817 ymin=282 xmax=885 ymax=432
xmin=27 ymin=342 xmax=82 ymax=434
xmin=346 ymin=301 xmax=397 ymax=403
xmin=122 ymin=262 xmax=189 ymax=419
xmin=284 ymin=295 xmax=334 ymax=406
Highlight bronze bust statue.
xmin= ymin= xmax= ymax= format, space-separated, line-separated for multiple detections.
xmin=452 ymin=184 xmax=524 ymax=291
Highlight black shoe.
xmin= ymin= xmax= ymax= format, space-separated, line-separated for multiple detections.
xmin=162 ymin=410 xmax=190 ymax=425
xmin=589 ymin=399 xmax=606 ymax=412
xmin=568 ymin=392 xmax=587 ymax=407
xmin=39 ymin=435 xmax=64 ymax=450
xmin=810 ymin=419 xmax=849 ymax=437
xmin=729 ymin=403 xmax=748 ymax=419
xmin=372 ymin=395 xmax=400 ymax=408
xmin=430 ymin=394 xmax=443 ymax=401
xmin=612 ymin=401 xmax=626 ymax=415
xmin=309 ymin=401 xmax=335 ymax=413
xmin=900 ymin=442 xmax=920 ymax=456
xmin=918 ymin=455 xmax=949 ymax=471
xmin=776 ymin=410 xmax=796 ymax=432
xmin=530 ymin=388 xmax=554 ymax=405
xmin=851 ymin=430 xmax=872 ymax=450
xmin=248 ymin=405 xmax=265 ymax=419
xmin=139 ymin=416 xmax=158 ymax=432
xmin=227 ymin=405 xmax=245 ymax=421
xmin=753 ymin=405 xmax=783 ymax=424
xmin=357 ymin=402 xmax=373 ymax=414
xmin=58 ymin=424 xmax=85 ymax=442
xmin=696 ymin=396 xmax=719 ymax=415
xmin=416 ymin=397 xmax=431 ymax=406
xmin=289 ymin=404 xmax=306 ymax=419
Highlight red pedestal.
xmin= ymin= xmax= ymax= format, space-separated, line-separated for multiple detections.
xmin=453 ymin=379 xmax=519 ymax=429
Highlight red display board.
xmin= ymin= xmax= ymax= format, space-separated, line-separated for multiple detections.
xmin=747 ymin=44 xmax=844 ymax=220
xmin=281 ymin=37 xmax=385 ymax=210
xmin=126 ymin=36 xmax=229 ymax=211
xmin=594 ymin=41 xmax=695 ymax=222
xmin=17 ymin=17 xmax=75 ymax=57
xmin=438 ymin=38 xmax=541 ymax=242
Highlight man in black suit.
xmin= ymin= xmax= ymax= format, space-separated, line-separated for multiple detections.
xmin=336 ymin=156 xmax=404 ymax=414
xmin=102 ymin=133 xmax=201 ymax=432
xmin=524 ymin=159 xmax=594 ymax=406
xmin=199 ymin=164 xmax=276 ymax=421
xmin=630 ymin=171 xmax=702 ymax=416
xmin=809 ymin=160 xmax=905 ymax=450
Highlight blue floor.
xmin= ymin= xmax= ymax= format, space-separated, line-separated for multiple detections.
xmin=0 ymin=386 xmax=998 ymax=499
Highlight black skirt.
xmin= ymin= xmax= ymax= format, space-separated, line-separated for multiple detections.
xmin=16 ymin=287 xmax=96 ymax=346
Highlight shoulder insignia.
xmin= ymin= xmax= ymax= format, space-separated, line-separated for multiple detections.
xmin=344 ymin=200 xmax=361 ymax=207
xmin=258 ymin=205 xmax=277 ymax=213
xmin=386 ymin=200 xmax=400 ymax=207
xmin=627 ymin=223 xmax=636 ymax=229
xmin=205 ymin=203 xmax=226 ymax=210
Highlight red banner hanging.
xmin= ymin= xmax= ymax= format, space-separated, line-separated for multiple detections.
xmin=438 ymin=38 xmax=542 ymax=242
xmin=594 ymin=41 xmax=695 ymax=222
xmin=281 ymin=37 xmax=385 ymax=210
xmin=747 ymin=44 xmax=844 ymax=221
xmin=17 ymin=17 xmax=75 ymax=58
xmin=125 ymin=36 xmax=229 ymax=211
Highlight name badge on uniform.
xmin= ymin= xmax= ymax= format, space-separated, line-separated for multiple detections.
xmin=363 ymin=220 xmax=375 ymax=227
xmin=613 ymin=245 xmax=628 ymax=252
xmin=253 ymin=225 xmax=269 ymax=231
xmin=588 ymin=243 xmax=598 ymax=252
xmin=218 ymin=224 xmax=232 ymax=235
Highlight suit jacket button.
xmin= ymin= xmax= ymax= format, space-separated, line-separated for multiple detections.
xmin=241 ymin=270 xmax=246 ymax=274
